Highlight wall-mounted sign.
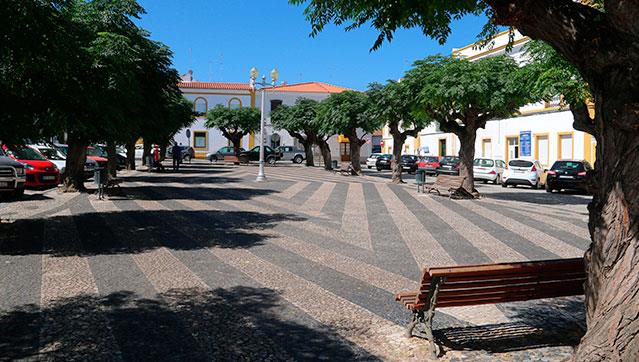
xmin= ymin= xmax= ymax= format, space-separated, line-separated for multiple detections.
xmin=520 ymin=130 xmax=531 ymax=157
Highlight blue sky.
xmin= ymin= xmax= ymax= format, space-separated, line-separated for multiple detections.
xmin=137 ymin=0 xmax=489 ymax=90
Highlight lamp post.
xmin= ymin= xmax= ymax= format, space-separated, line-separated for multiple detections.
xmin=249 ymin=67 xmax=279 ymax=182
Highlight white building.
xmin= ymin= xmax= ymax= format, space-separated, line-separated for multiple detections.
xmin=382 ymin=30 xmax=597 ymax=169
xmin=174 ymin=73 xmax=372 ymax=163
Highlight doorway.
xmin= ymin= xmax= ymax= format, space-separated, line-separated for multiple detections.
xmin=339 ymin=142 xmax=351 ymax=162
xmin=438 ymin=139 xmax=447 ymax=156
xmin=506 ymin=136 xmax=519 ymax=162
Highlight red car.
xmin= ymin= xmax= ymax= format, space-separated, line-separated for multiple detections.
xmin=86 ymin=146 xmax=108 ymax=168
xmin=2 ymin=145 xmax=59 ymax=189
xmin=416 ymin=156 xmax=440 ymax=175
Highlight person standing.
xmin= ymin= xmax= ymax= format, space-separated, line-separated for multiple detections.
xmin=152 ymin=144 xmax=164 ymax=172
xmin=171 ymin=142 xmax=181 ymax=171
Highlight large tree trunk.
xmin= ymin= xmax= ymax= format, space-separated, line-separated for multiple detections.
xmin=125 ymin=141 xmax=136 ymax=170
xmin=573 ymin=88 xmax=639 ymax=362
xmin=345 ymin=129 xmax=363 ymax=174
xmin=61 ymin=136 xmax=87 ymax=192
xmin=106 ymin=141 xmax=117 ymax=177
xmin=390 ymin=133 xmax=407 ymax=184
xmin=303 ymin=142 xmax=314 ymax=166
xmin=455 ymin=128 xmax=477 ymax=195
xmin=317 ymin=140 xmax=332 ymax=170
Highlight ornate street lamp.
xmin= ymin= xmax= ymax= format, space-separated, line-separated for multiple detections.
xmin=249 ymin=67 xmax=279 ymax=182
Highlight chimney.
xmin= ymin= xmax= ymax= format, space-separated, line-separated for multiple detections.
xmin=181 ymin=70 xmax=194 ymax=82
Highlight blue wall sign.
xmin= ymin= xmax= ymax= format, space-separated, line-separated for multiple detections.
xmin=520 ymin=131 xmax=531 ymax=157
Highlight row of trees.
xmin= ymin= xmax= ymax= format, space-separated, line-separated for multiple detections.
xmin=290 ymin=0 xmax=639 ymax=359
xmin=1 ymin=0 xmax=194 ymax=191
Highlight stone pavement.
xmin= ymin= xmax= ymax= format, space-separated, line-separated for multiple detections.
xmin=0 ymin=161 xmax=591 ymax=361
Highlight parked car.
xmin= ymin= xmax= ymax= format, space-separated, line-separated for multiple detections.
xmin=239 ymin=146 xmax=282 ymax=164
xmin=546 ymin=160 xmax=592 ymax=193
xmin=86 ymin=146 xmax=109 ymax=169
xmin=31 ymin=144 xmax=66 ymax=176
xmin=166 ymin=145 xmax=195 ymax=161
xmin=206 ymin=146 xmax=245 ymax=162
xmin=2 ymin=145 xmax=59 ymax=189
xmin=0 ymin=147 xmax=26 ymax=198
xmin=437 ymin=156 xmax=461 ymax=175
xmin=375 ymin=154 xmax=393 ymax=171
xmin=473 ymin=158 xmax=506 ymax=184
xmin=416 ymin=156 xmax=440 ymax=175
xmin=366 ymin=153 xmax=382 ymax=169
xmin=94 ymin=144 xmax=126 ymax=168
xmin=276 ymin=146 xmax=305 ymax=164
xmin=502 ymin=159 xmax=545 ymax=189
xmin=400 ymin=155 xmax=419 ymax=174
xmin=52 ymin=144 xmax=98 ymax=179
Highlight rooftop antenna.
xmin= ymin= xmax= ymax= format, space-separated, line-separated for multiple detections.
xmin=217 ymin=53 xmax=224 ymax=81
xmin=188 ymin=48 xmax=192 ymax=71
xmin=208 ymin=60 xmax=213 ymax=81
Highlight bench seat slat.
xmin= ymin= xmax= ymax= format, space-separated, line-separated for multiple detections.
xmin=428 ymin=258 xmax=583 ymax=278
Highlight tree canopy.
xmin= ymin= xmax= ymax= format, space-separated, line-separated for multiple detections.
xmin=205 ymin=105 xmax=260 ymax=153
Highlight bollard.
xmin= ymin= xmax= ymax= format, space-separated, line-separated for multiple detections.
xmin=415 ymin=169 xmax=426 ymax=193
xmin=331 ymin=160 xmax=338 ymax=170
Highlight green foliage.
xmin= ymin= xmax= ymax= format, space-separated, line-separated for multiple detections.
xmin=521 ymin=40 xmax=591 ymax=108
xmin=405 ymin=55 xmax=530 ymax=126
xmin=289 ymin=0 xmax=491 ymax=51
xmin=366 ymin=81 xmax=430 ymax=134
xmin=317 ymin=91 xmax=381 ymax=137
xmin=271 ymin=98 xmax=324 ymax=137
xmin=205 ymin=105 xmax=260 ymax=139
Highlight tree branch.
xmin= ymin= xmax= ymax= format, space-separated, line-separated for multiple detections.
xmin=402 ymin=127 xmax=422 ymax=139
xmin=606 ymin=0 xmax=639 ymax=37
xmin=571 ymin=104 xmax=595 ymax=135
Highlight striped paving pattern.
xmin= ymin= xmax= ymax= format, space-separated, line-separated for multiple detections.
xmin=0 ymin=162 xmax=590 ymax=361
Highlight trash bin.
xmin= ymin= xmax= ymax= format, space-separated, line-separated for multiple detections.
xmin=415 ymin=169 xmax=426 ymax=193
xmin=331 ymin=160 xmax=338 ymax=169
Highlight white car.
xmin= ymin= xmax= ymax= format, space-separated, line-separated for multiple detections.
xmin=473 ymin=158 xmax=506 ymax=184
xmin=366 ymin=153 xmax=382 ymax=169
xmin=502 ymin=159 xmax=545 ymax=189
xmin=30 ymin=144 xmax=66 ymax=175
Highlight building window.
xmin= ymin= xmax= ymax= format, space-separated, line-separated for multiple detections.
xmin=270 ymin=99 xmax=283 ymax=112
xmin=193 ymin=131 xmax=208 ymax=150
xmin=228 ymin=98 xmax=242 ymax=109
xmin=535 ymin=134 xmax=549 ymax=166
xmin=558 ymin=132 xmax=574 ymax=159
xmin=482 ymin=138 xmax=492 ymax=158
xmin=506 ymin=136 xmax=519 ymax=162
xmin=194 ymin=97 xmax=208 ymax=114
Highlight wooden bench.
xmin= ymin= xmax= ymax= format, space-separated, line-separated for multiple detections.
xmin=223 ymin=155 xmax=249 ymax=165
xmin=395 ymin=258 xmax=585 ymax=358
xmin=424 ymin=175 xmax=466 ymax=198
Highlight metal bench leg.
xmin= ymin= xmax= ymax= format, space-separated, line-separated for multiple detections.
xmin=425 ymin=277 xmax=443 ymax=358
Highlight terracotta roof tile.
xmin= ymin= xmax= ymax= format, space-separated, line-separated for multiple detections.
xmin=178 ymin=81 xmax=252 ymax=91
xmin=265 ymin=82 xmax=351 ymax=93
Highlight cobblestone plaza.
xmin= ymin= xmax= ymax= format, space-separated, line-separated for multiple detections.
xmin=0 ymin=162 xmax=592 ymax=360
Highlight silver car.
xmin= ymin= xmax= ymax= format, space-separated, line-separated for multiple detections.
xmin=276 ymin=146 xmax=305 ymax=164
xmin=366 ymin=153 xmax=382 ymax=169
xmin=473 ymin=158 xmax=506 ymax=184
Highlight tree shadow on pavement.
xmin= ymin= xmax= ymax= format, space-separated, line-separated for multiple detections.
xmin=434 ymin=297 xmax=585 ymax=353
xmin=484 ymin=191 xmax=591 ymax=206
xmin=0 ymin=209 xmax=305 ymax=256
xmin=113 ymin=186 xmax=275 ymax=201
xmin=0 ymin=287 xmax=377 ymax=361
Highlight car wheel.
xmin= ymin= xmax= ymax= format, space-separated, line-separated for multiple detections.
xmin=377 ymin=167 xmax=382 ymax=171
xmin=501 ymin=183 xmax=507 ymax=188
xmin=293 ymin=155 xmax=303 ymax=164
xmin=546 ymin=184 xmax=553 ymax=193
xmin=12 ymin=187 xmax=25 ymax=199
xmin=482 ymin=180 xmax=488 ymax=184
xmin=367 ymin=165 xmax=372 ymax=169
xmin=532 ymin=179 xmax=540 ymax=189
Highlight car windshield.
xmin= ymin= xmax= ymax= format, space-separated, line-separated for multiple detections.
xmin=8 ymin=145 xmax=47 ymax=160
xmin=56 ymin=146 xmax=68 ymax=156
xmin=369 ymin=153 xmax=381 ymax=159
xmin=422 ymin=156 xmax=438 ymax=162
xmin=509 ymin=160 xmax=534 ymax=168
xmin=87 ymin=147 xmax=107 ymax=157
xmin=401 ymin=155 xmax=417 ymax=161
xmin=474 ymin=159 xmax=495 ymax=167
xmin=441 ymin=156 xmax=460 ymax=163
xmin=39 ymin=148 xmax=65 ymax=160
xmin=552 ymin=161 xmax=585 ymax=171
xmin=379 ymin=154 xmax=392 ymax=159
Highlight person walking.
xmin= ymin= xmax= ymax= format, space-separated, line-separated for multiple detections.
xmin=152 ymin=144 xmax=164 ymax=172
xmin=171 ymin=142 xmax=181 ymax=171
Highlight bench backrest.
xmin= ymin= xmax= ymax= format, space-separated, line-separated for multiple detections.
xmin=413 ymin=258 xmax=585 ymax=309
